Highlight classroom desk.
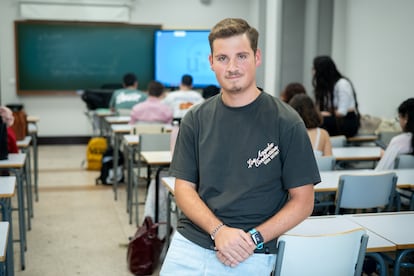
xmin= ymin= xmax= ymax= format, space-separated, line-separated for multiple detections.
xmin=161 ymin=176 xmax=175 ymax=247
xmin=109 ymin=124 xmax=132 ymax=200
xmin=104 ymin=116 xmax=130 ymax=135
xmin=0 ymin=177 xmax=16 ymax=276
xmin=0 ymin=154 xmax=28 ymax=270
xmin=122 ymin=135 xmax=139 ymax=224
xmin=316 ymin=169 xmax=414 ymax=192
xmin=16 ymin=136 xmax=34 ymax=220
xmin=347 ymin=212 xmax=414 ymax=276
xmin=332 ymin=146 xmax=382 ymax=161
xmin=140 ymin=151 xmax=172 ymax=223
xmin=160 ymin=176 xmax=398 ymax=275
xmin=0 ymin=222 xmax=10 ymax=276
xmin=346 ymin=134 xmax=378 ymax=145
xmin=90 ymin=108 xmax=116 ymax=136
xmin=27 ymin=116 xmax=39 ymax=202
xmin=287 ymin=215 xmax=397 ymax=276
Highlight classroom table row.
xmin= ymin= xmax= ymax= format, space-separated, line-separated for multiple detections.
xmin=161 ymin=176 xmax=414 ymax=276
xmin=0 ymin=153 xmax=34 ymax=275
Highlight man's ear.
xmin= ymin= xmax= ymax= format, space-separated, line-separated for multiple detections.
xmin=209 ymin=54 xmax=214 ymax=71
xmin=255 ymin=48 xmax=262 ymax=67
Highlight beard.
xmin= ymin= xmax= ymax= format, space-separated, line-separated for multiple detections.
xmin=223 ymin=71 xmax=243 ymax=93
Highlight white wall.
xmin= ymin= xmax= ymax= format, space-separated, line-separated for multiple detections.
xmin=332 ymin=0 xmax=414 ymax=119
xmin=1 ymin=0 xmax=413 ymax=136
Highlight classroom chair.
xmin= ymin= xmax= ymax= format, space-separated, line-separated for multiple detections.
xmin=334 ymin=172 xmax=399 ymax=214
xmin=394 ymin=154 xmax=414 ymax=210
xmin=273 ymin=228 xmax=368 ymax=276
xmin=315 ymin=156 xmax=336 ymax=171
xmin=330 ymin=135 xmax=346 ymax=147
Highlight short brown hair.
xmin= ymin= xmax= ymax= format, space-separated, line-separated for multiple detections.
xmin=208 ymin=18 xmax=259 ymax=54
xmin=147 ymin=81 xmax=164 ymax=97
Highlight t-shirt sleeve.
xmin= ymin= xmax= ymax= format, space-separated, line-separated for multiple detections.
xmin=280 ymin=121 xmax=321 ymax=189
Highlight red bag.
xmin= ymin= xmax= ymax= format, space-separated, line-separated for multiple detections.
xmin=127 ymin=217 xmax=165 ymax=275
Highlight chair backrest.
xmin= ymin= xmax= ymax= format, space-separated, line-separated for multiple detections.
xmin=335 ymin=172 xmax=397 ymax=214
xmin=316 ymin=156 xmax=336 ymax=171
xmin=394 ymin=154 xmax=414 ymax=169
xmin=330 ymin=135 xmax=346 ymax=147
xmin=139 ymin=133 xmax=171 ymax=152
xmin=130 ymin=123 xmax=166 ymax=135
xmin=274 ymin=229 xmax=368 ymax=276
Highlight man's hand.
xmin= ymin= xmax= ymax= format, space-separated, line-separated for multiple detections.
xmin=214 ymin=226 xmax=256 ymax=267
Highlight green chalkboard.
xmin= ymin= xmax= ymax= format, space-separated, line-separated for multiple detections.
xmin=15 ymin=21 xmax=161 ymax=95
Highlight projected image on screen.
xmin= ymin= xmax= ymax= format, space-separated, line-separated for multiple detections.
xmin=155 ymin=30 xmax=219 ymax=88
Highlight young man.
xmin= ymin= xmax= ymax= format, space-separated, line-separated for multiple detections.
xmin=108 ymin=73 xmax=147 ymax=114
xmin=160 ymin=18 xmax=319 ymax=275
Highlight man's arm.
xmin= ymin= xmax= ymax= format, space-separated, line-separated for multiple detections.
xmin=174 ymin=178 xmax=255 ymax=267
xmin=255 ymin=184 xmax=314 ymax=245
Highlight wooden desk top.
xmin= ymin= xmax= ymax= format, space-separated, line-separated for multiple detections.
xmin=105 ymin=116 xmax=130 ymax=124
xmin=94 ymin=108 xmax=115 ymax=117
xmin=140 ymin=151 xmax=172 ymax=165
xmin=123 ymin=135 xmax=139 ymax=145
xmin=0 ymin=176 xmax=16 ymax=197
xmin=316 ymin=169 xmax=414 ymax=192
xmin=27 ymin=115 xmax=39 ymax=123
xmin=0 ymin=153 xmax=26 ymax=169
xmin=17 ymin=136 xmax=32 ymax=148
xmin=161 ymin=176 xmax=175 ymax=194
xmin=332 ymin=147 xmax=382 ymax=161
xmin=110 ymin=124 xmax=132 ymax=134
xmin=347 ymin=135 xmax=378 ymax=143
xmin=0 ymin=222 xmax=9 ymax=261
xmin=286 ymin=215 xmax=396 ymax=253
xmin=347 ymin=212 xmax=414 ymax=250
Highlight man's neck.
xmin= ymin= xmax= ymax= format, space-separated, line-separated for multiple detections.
xmin=221 ymin=87 xmax=261 ymax=107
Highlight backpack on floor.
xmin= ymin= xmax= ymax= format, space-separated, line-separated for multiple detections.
xmin=86 ymin=137 xmax=108 ymax=171
xmin=96 ymin=146 xmax=124 ymax=185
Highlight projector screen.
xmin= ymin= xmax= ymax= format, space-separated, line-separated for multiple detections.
xmin=154 ymin=30 xmax=219 ymax=89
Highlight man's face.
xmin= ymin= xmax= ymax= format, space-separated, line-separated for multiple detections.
xmin=209 ymin=33 xmax=261 ymax=94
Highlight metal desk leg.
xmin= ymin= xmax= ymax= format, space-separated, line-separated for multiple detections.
xmin=112 ymin=133 xmax=119 ymax=200
xmin=0 ymin=199 xmax=15 ymax=276
xmin=31 ymin=133 xmax=39 ymax=202
xmin=24 ymin=149 xmax=34 ymax=225
xmin=154 ymin=166 xmax=168 ymax=223
xmin=11 ymin=169 xmax=26 ymax=270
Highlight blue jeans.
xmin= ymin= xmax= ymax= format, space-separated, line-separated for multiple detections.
xmin=160 ymin=231 xmax=277 ymax=276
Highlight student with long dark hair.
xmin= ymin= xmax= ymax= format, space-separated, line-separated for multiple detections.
xmin=312 ymin=56 xmax=360 ymax=137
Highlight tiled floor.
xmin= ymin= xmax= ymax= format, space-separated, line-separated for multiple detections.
xmin=12 ymin=145 xmax=160 ymax=276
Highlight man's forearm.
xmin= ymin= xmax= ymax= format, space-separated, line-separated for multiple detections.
xmin=255 ymin=184 xmax=314 ymax=243
xmin=174 ymin=179 xmax=223 ymax=236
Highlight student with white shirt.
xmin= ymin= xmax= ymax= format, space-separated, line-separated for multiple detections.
xmin=162 ymin=74 xmax=204 ymax=120
xmin=375 ymin=98 xmax=414 ymax=170
xmin=312 ymin=56 xmax=360 ymax=138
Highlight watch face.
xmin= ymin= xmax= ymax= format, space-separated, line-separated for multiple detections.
xmin=252 ymin=232 xmax=264 ymax=245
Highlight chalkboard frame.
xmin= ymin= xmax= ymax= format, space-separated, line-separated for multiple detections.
xmin=14 ymin=20 xmax=161 ymax=96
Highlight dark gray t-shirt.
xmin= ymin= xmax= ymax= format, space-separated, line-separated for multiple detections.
xmin=169 ymin=91 xmax=320 ymax=254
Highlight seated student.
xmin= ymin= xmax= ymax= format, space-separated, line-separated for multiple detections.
xmin=0 ymin=106 xmax=18 ymax=154
xmin=129 ymin=81 xmax=173 ymax=125
xmin=375 ymin=98 xmax=414 ymax=170
xmin=289 ymin=94 xmax=333 ymax=157
xmin=162 ymin=74 xmax=204 ymax=120
xmin=280 ymin=82 xmax=306 ymax=103
xmin=108 ymin=73 xmax=147 ymax=114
